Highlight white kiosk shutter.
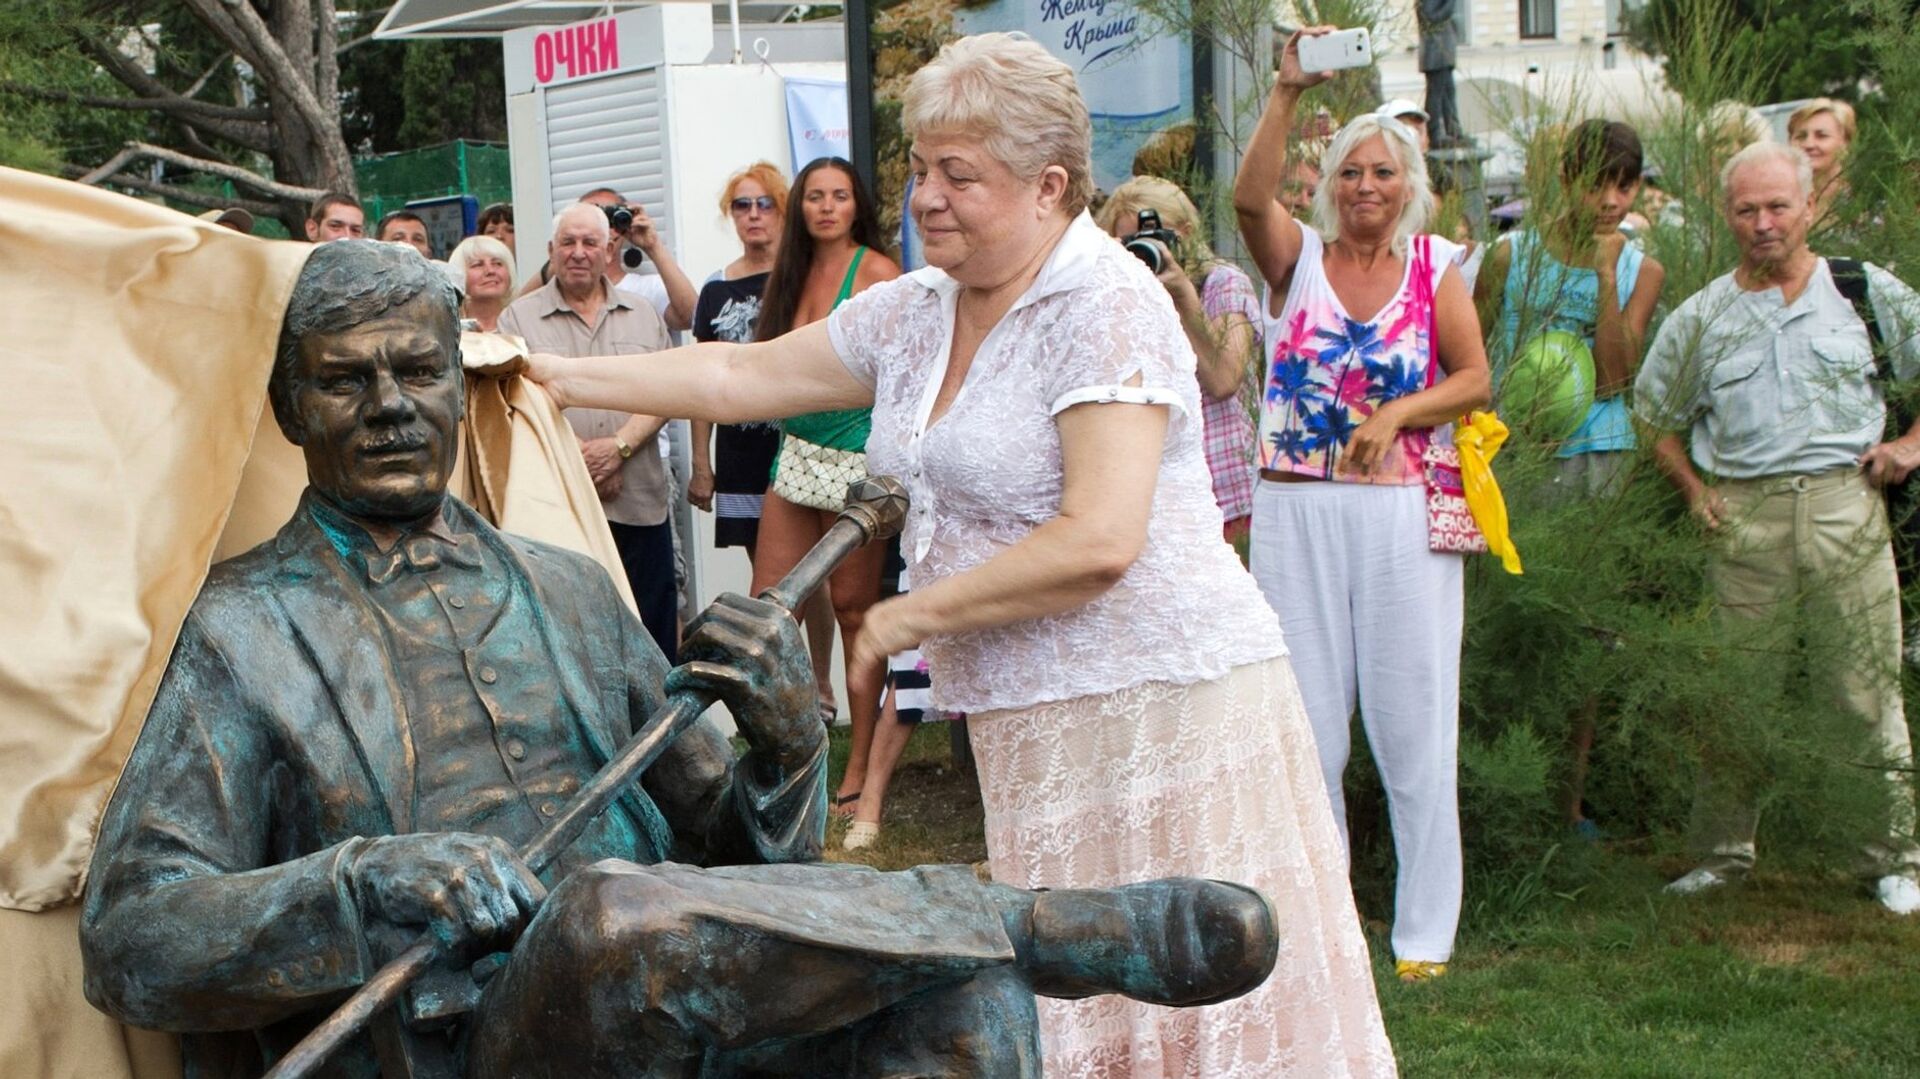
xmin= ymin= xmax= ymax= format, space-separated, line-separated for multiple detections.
xmin=543 ymin=67 xmax=673 ymax=248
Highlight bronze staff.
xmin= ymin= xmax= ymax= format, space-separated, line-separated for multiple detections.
xmin=266 ymin=475 xmax=909 ymax=1079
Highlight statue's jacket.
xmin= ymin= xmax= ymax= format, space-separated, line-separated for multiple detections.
xmin=78 ymin=494 xmax=826 ymax=1074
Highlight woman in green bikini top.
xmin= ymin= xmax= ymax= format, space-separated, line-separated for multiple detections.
xmin=750 ymin=156 xmax=902 ymax=812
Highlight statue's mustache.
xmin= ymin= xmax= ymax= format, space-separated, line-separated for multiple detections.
xmin=359 ymin=429 xmax=430 ymax=453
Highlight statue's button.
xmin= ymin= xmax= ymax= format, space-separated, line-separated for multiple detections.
xmin=479 ymin=666 xmax=498 ymax=684
xmin=539 ymin=801 xmax=558 ymax=817
xmin=267 ymin=970 xmax=285 ymax=988
xmin=505 ymin=738 xmax=527 ymax=760
xmin=447 ymin=596 xmax=466 ymax=609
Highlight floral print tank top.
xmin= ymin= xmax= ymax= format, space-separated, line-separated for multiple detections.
xmin=1258 ymin=230 xmax=1456 ymax=485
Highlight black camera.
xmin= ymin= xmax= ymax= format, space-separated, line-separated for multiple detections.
xmin=1124 ymin=209 xmax=1180 ymax=274
xmin=602 ymin=203 xmax=633 ymax=233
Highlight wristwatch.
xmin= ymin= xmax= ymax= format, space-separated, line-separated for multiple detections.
xmin=615 ymin=438 xmax=634 ymax=460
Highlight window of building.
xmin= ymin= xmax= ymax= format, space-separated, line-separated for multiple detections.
xmin=1606 ymin=0 xmax=1639 ymax=37
xmin=1520 ymin=0 xmax=1558 ymax=39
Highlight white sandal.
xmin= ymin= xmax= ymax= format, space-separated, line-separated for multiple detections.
xmin=843 ymin=821 xmax=881 ymax=851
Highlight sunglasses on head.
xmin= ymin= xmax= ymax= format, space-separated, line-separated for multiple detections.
xmin=730 ymin=195 xmax=777 ymax=214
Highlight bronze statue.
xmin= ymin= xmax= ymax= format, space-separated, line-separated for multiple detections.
xmin=1418 ymin=0 xmax=1465 ymax=148
xmin=80 ymin=241 xmax=1281 ymax=1077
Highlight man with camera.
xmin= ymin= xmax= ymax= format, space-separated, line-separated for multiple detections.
xmin=499 ymin=202 xmax=681 ymax=662
xmin=579 ymin=186 xmax=697 ymax=333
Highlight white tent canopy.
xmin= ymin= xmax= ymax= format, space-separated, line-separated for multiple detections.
xmin=373 ymin=0 xmax=809 ymax=39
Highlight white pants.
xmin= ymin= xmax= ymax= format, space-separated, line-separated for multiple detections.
xmin=1251 ymin=479 xmax=1464 ymax=963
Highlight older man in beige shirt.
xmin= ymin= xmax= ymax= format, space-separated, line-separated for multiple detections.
xmin=501 ymin=203 xmax=678 ymax=660
xmin=1637 ymin=143 xmax=1920 ymax=912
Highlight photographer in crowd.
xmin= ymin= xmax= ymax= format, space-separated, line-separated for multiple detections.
xmin=1098 ymin=176 xmax=1263 ymax=545
xmin=580 ymin=186 xmax=698 ymax=333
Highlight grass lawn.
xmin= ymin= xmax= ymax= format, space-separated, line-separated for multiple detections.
xmin=819 ymin=726 xmax=1920 ymax=1077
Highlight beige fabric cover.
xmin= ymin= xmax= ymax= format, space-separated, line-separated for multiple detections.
xmin=0 ymin=168 xmax=314 ymax=909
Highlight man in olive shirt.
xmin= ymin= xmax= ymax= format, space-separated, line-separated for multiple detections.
xmin=500 ymin=202 xmax=678 ymax=660
xmin=1636 ymin=142 xmax=1920 ymax=912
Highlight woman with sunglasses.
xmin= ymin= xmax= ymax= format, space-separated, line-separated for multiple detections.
xmin=754 ymin=157 xmax=901 ymax=815
xmin=689 ymin=163 xmax=790 ymax=558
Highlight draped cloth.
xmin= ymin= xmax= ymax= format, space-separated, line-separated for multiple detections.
xmin=0 ymin=169 xmax=629 ymax=1078
xmin=1454 ymin=409 xmax=1523 ymax=575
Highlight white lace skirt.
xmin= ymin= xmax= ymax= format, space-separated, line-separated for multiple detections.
xmin=969 ymin=656 xmax=1397 ymax=1078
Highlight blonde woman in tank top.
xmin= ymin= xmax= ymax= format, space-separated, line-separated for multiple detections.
xmin=1233 ymin=27 xmax=1493 ymax=984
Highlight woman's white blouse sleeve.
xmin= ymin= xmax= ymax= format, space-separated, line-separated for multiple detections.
xmin=1042 ymin=273 xmax=1195 ymax=420
xmin=825 ymin=278 xmax=899 ymax=391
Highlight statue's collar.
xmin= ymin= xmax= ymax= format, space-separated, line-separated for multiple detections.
xmin=301 ymin=490 xmax=464 ymax=568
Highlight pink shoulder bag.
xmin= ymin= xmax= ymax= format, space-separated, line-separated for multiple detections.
xmin=1416 ymin=236 xmax=1489 ymax=555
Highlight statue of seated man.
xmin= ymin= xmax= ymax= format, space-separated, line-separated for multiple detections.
xmin=80 ymin=241 xmax=1280 ymax=1078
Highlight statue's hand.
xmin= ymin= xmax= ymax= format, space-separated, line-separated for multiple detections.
xmin=348 ymin=833 xmax=547 ymax=957
xmin=666 ymin=592 xmax=822 ymax=772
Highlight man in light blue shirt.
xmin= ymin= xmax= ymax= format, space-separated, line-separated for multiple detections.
xmin=1636 ymin=142 xmax=1920 ymax=913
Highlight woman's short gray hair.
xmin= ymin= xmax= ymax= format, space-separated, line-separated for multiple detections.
xmin=1310 ymin=113 xmax=1434 ymax=256
xmin=1720 ymin=141 xmax=1814 ymax=207
xmin=446 ymin=235 xmax=517 ymax=292
xmin=902 ymin=32 xmax=1095 ymax=216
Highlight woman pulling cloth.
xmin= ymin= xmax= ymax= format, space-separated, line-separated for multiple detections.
xmin=529 ymin=33 xmax=1394 ymax=1077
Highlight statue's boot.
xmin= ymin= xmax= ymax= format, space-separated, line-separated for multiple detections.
xmin=1001 ymin=877 xmax=1280 ymax=1008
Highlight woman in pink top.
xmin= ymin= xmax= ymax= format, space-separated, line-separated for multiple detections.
xmin=1233 ymin=28 xmax=1492 ymax=983
xmin=532 ymin=32 xmax=1394 ymax=1079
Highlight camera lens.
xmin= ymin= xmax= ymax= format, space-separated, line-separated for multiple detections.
xmin=604 ymin=205 xmax=633 ymax=232
xmin=1125 ymin=238 xmax=1164 ymax=274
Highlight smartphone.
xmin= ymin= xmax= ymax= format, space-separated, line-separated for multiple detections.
xmin=1297 ymin=28 xmax=1373 ymax=73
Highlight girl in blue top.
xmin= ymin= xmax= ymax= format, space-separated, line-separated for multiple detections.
xmin=1473 ymin=119 xmax=1667 ymax=839
xmin=1476 ymin=119 xmax=1667 ymax=498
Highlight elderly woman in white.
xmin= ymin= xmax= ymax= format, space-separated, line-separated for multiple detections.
xmin=1234 ymin=30 xmax=1493 ymax=984
xmin=531 ymin=33 xmax=1393 ymax=1076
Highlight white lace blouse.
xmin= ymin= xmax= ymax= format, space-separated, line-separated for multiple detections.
xmin=827 ymin=213 xmax=1285 ymax=713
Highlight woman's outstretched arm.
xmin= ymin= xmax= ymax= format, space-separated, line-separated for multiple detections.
xmin=529 ymin=319 xmax=872 ymax=424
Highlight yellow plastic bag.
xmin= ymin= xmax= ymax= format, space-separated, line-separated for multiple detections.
xmin=1454 ymin=411 xmax=1523 ymax=575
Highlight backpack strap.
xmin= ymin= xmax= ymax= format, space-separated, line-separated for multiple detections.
xmin=1830 ymin=257 xmax=1889 ymax=383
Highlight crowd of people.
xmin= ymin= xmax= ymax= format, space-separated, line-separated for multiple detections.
xmin=262 ymin=25 xmax=1920 ymax=1076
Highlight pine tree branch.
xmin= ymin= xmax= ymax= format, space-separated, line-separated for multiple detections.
xmin=62 ymin=165 xmax=283 ymax=217
xmin=317 ymin=0 xmax=342 ymax=115
xmin=0 ymin=81 xmax=270 ymax=123
xmin=177 ymin=0 xmax=336 ymax=140
xmin=76 ymin=141 xmax=327 ymax=203
xmin=73 ymin=39 xmax=274 ymax=152
xmin=183 ymin=54 xmax=229 ymax=100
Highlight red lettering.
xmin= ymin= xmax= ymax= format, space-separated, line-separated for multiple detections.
xmin=577 ymin=24 xmax=599 ymax=73
xmin=553 ymin=26 xmax=575 ymax=78
xmin=534 ymin=33 xmax=554 ymax=84
xmin=599 ymin=20 xmax=619 ymax=71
